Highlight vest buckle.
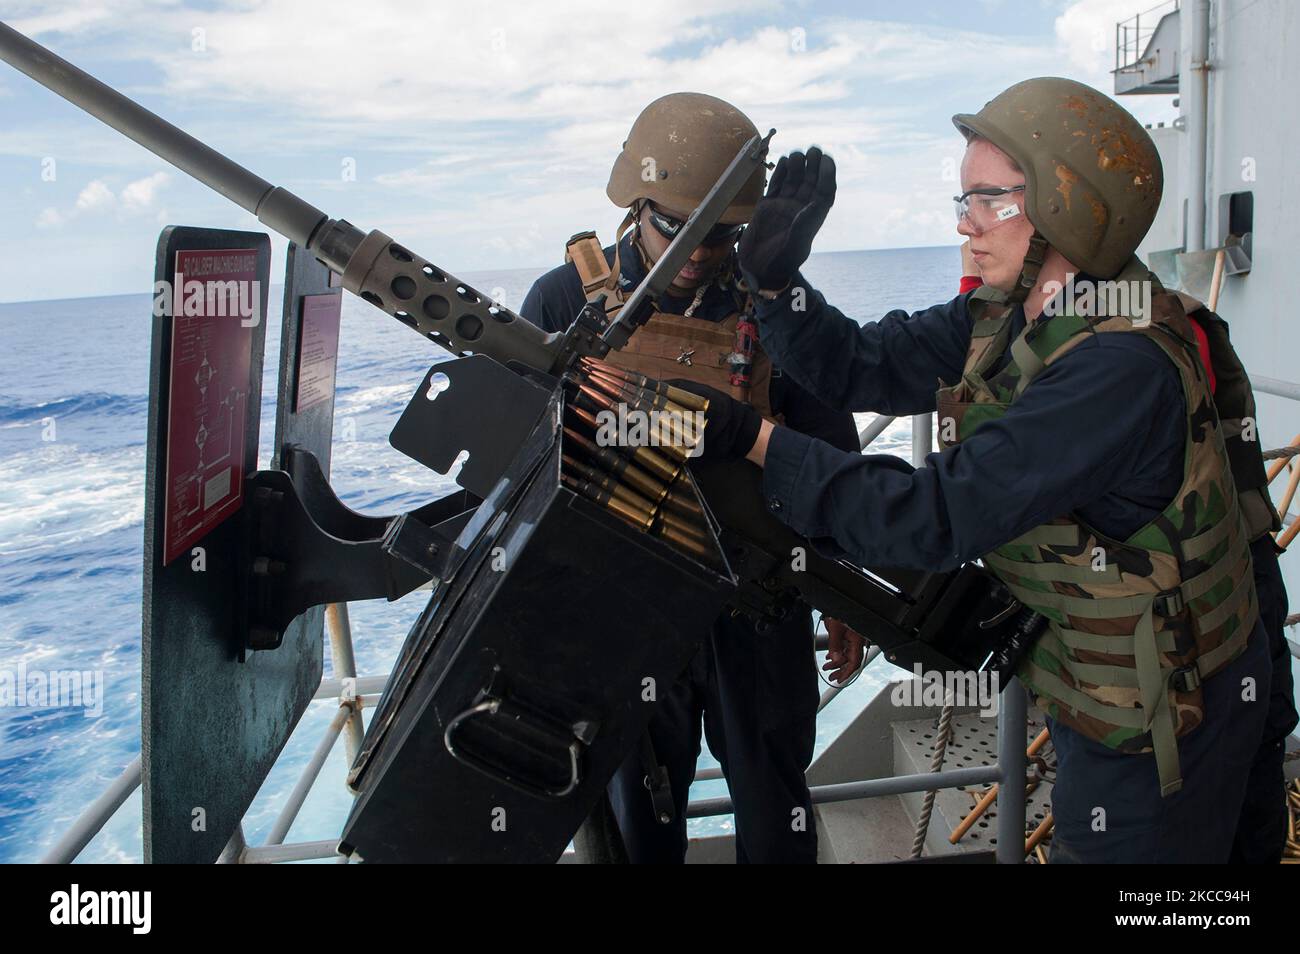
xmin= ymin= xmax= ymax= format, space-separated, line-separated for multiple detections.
xmin=1170 ymin=664 xmax=1202 ymax=693
xmin=676 ymin=348 xmax=695 ymax=367
xmin=1154 ymin=589 xmax=1184 ymax=617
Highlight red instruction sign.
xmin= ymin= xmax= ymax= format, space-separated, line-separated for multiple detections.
xmin=161 ymin=248 xmax=259 ymax=565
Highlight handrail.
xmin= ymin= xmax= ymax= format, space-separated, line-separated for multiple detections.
xmin=39 ymin=755 xmax=142 ymax=864
xmin=1251 ymin=375 xmax=1300 ymax=402
xmin=687 ymin=765 xmax=1002 ymax=818
xmin=1115 ymin=0 xmax=1180 ymax=73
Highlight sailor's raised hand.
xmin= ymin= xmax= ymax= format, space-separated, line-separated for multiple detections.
xmin=739 ymin=146 xmax=837 ymax=293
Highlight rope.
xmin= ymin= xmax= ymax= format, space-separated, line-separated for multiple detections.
xmin=1263 ymin=445 xmax=1300 ymax=462
xmin=910 ymin=696 xmax=956 ymax=858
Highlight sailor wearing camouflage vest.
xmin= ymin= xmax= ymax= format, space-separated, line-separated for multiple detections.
xmin=677 ymin=77 xmax=1281 ymax=862
xmin=937 ymin=259 xmax=1264 ymax=798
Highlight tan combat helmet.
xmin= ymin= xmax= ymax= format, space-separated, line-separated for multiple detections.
xmin=607 ymin=92 xmax=765 ymax=224
xmin=953 ymin=77 xmax=1162 ymax=279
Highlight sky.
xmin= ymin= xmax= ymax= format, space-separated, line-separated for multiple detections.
xmin=0 ymin=0 xmax=1178 ymax=303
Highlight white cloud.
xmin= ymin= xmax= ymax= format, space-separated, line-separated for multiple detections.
xmin=7 ymin=1 xmax=116 ymax=37
xmin=34 ymin=206 xmax=65 ymax=229
xmin=120 ymin=171 xmax=169 ymax=210
xmin=74 ymin=179 xmax=114 ymax=212
xmin=30 ymin=171 xmax=170 ymax=229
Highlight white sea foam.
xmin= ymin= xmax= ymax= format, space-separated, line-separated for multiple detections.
xmin=0 ymin=443 xmax=145 ymax=557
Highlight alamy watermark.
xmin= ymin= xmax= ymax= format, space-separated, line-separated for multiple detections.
xmin=891 ymin=664 xmax=1000 ymax=717
xmin=151 ymin=276 xmax=262 ymax=327
xmin=50 ymin=884 xmax=150 ymax=933
xmin=1041 ymin=272 xmax=1153 ymax=326
xmin=592 ymin=405 xmax=705 ymax=456
xmin=0 ymin=663 xmax=104 ymax=718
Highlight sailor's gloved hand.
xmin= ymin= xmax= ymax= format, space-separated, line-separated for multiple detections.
xmin=738 ymin=146 xmax=837 ymax=293
xmin=666 ymin=380 xmax=762 ymax=463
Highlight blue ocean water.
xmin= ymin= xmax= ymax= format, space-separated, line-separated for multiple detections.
xmin=0 ymin=246 xmax=962 ymax=862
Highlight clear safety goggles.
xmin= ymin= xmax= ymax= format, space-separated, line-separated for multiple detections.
xmin=953 ymin=185 xmax=1026 ymax=232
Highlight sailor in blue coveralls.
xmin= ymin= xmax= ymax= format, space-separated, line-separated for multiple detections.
xmin=521 ymin=92 xmax=863 ymax=863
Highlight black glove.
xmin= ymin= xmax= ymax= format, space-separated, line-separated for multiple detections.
xmin=738 ymin=146 xmax=837 ymax=292
xmin=666 ymin=380 xmax=763 ymax=463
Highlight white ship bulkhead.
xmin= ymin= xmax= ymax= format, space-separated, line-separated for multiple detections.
xmin=1126 ymin=0 xmax=1300 ymax=704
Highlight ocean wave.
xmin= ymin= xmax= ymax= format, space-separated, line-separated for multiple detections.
xmin=0 ymin=392 xmax=148 ymax=428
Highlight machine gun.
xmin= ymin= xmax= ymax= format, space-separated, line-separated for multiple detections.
xmin=0 ymin=22 xmax=1033 ymax=862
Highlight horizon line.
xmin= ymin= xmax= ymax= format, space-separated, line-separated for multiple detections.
xmin=0 ymin=243 xmax=963 ymax=308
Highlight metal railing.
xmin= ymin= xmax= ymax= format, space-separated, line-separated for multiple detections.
xmin=1253 ymin=374 xmax=1300 ymax=660
xmin=1115 ymin=0 xmax=1180 ymax=74
xmin=41 ymin=412 xmax=1029 ymax=865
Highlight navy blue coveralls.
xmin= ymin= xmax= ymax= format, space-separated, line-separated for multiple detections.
xmin=751 ymin=273 xmax=1292 ymax=863
xmin=521 ymin=237 xmax=858 ymax=863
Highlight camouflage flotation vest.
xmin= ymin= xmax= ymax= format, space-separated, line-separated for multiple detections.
xmin=565 ymin=229 xmax=777 ymax=420
xmin=935 ymin=258 xmax=1269 ymax=796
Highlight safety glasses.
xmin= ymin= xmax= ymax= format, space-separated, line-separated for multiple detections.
xmin=953 ymin=185 xmax=1026 ymax=232
xmin=645 ymin=204 xmax=744 ymax=248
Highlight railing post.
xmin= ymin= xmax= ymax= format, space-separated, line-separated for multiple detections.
xmin=326 ymin=602 xmax=365 ymax=763
xmin=265 ymin=704 xmax=352 ymax=846
xmin=858 ymin=414 xmax=896 ymax=451
xmin=911 ymin=413 xmax=932 ymax=467
xmin=995 ymin=678 xmax=1028 ymax=863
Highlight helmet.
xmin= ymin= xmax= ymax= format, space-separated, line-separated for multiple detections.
xmin=607 ymin=92 xmax=764 ymax=225
xmin=953 ymin=77 xmax=1162 ymax=279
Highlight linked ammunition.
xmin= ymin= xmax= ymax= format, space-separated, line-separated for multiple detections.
xmin=573 ymin=382 xmax=698 ymax=464
xmin=587 ymin=369 xmax=690 ymax=418
xmin=562 ymin=426 xmax=671 ymax=504
xmin=566 ymin=401 xmax=682 ymax=483
xmin=559 ymin=471 xmax=654 ymax=531
xmin=562 ymin=378 xmax=717 ymax=564
xmin=661 ymin=475 xmax=706 ymax=520
xmin=653 ymin=507 xmax=710 ymax=544
xmin=653 ymin=522 xmax=715 ymax=563
xmin=561 ymin=452 xmax=660 ymax=514
xmin=580 ymin=358 xmax=710 ymax=414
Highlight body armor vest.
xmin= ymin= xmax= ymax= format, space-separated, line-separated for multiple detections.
xmin=935 ymin=259 xmax=1272 ymax=795
xmin=565 ymin=231 xmax=777 ymax=420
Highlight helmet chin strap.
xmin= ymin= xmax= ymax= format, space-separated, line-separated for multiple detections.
xmin=1005 ymin=231 xmax=1050 ymax=307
